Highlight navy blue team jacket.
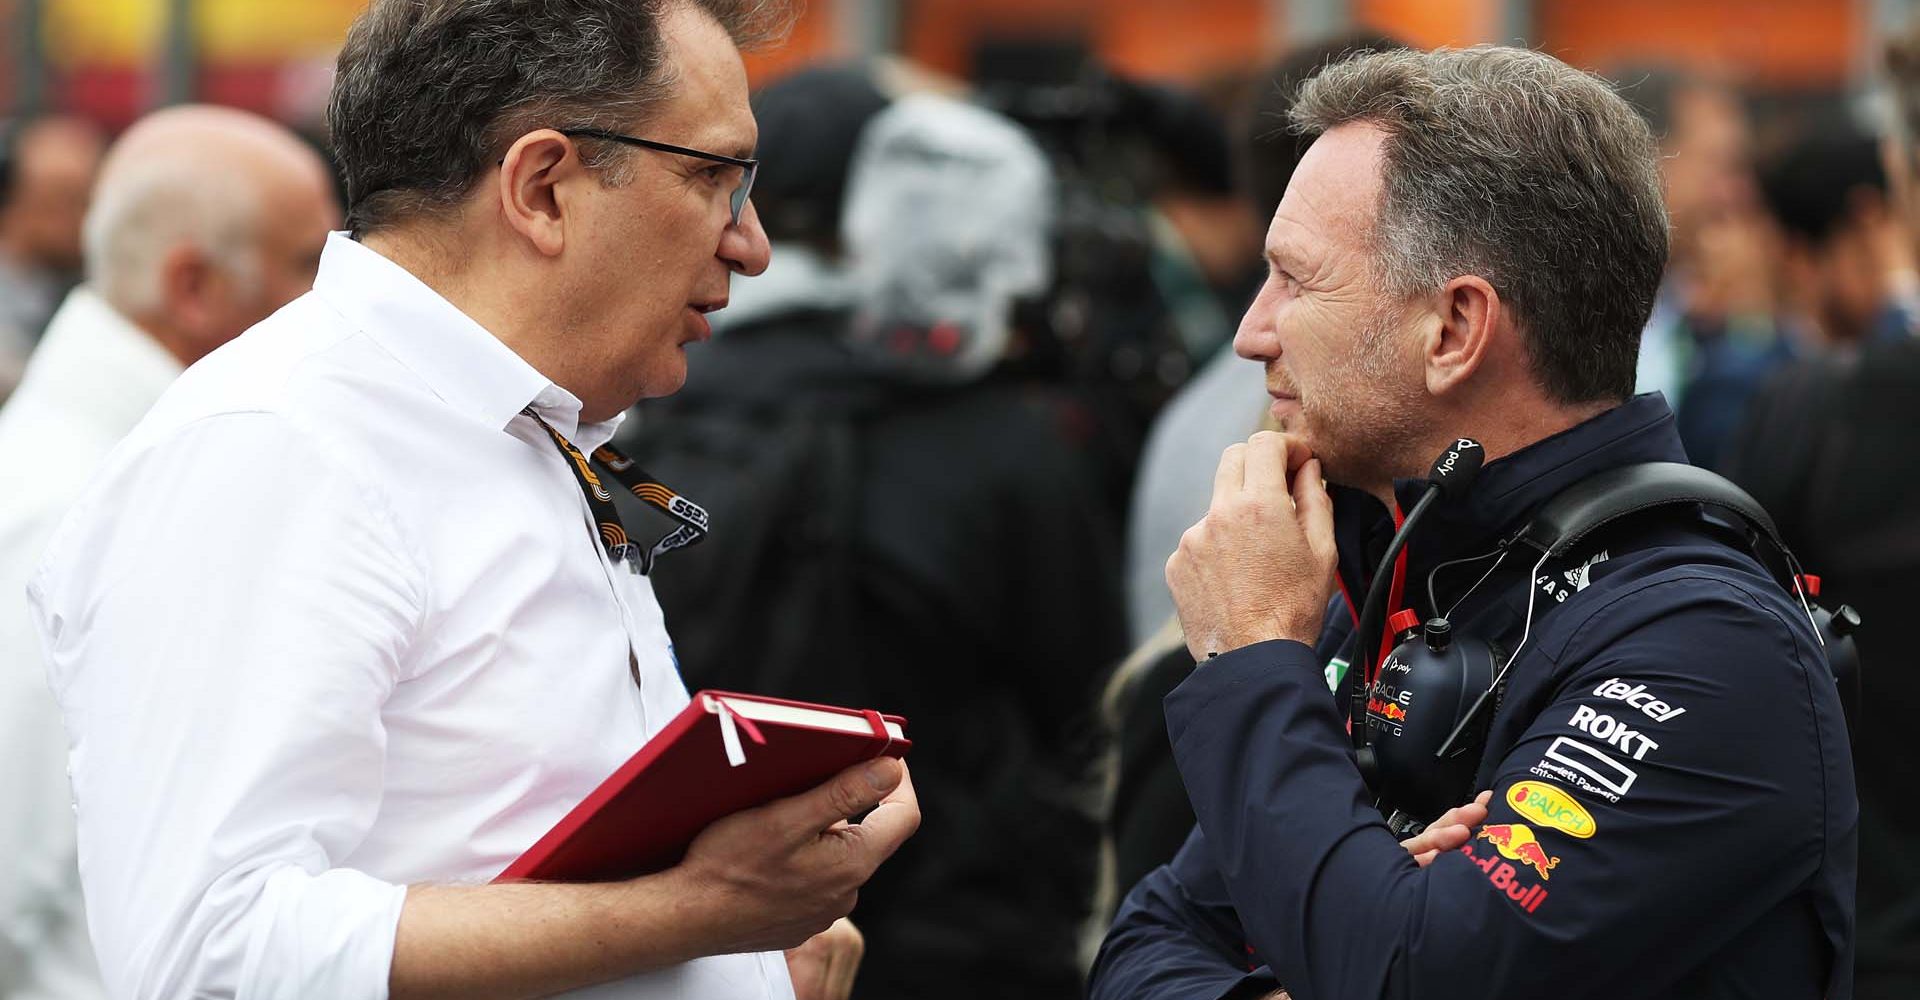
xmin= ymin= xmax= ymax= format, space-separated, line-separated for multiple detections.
xmin=1089 ymin=394 xmax=1857 ymax=1000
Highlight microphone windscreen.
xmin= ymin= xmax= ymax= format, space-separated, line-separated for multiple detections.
xmin=1427 ymin=438 xmax=1484 ymax=499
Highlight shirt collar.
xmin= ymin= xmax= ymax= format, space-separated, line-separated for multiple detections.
xmin=310 ymin=232 xmax=617 ymax=448
xmin=20 ymin=286 xmax=183 ymax=431
xmin=1331 ymin=393 xmax=1688 ymax=605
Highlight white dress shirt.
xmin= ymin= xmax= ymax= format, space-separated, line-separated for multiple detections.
xmin=0 ymin=286 xmax=179 ymax=1000
xmin=28 ymin=234 xmax=795 ymax=1000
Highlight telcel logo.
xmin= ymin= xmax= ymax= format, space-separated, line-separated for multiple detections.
xmin=1593 ymin=678 xmax=1686 ymax=722
xmin=1508 ymin=780 xmax=1595 ymax=839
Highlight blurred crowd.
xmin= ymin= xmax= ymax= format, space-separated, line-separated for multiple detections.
xmin=2 ymin=18 xmax=1918 ymax=1000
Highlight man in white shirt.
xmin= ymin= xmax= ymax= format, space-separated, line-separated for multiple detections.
xmin=0 ymin=104 xmax=337 ymax=1000
xmin=28 ymin=2 xmax=918 ymax=999
xmin=0 ymin=115 xmax=105 ymax=399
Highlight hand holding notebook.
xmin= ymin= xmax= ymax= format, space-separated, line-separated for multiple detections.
xmin=498 ymin=691 xmax=914 ymax=884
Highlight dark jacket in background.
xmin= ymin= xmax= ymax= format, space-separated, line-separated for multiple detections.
xmin=1107 ymin=644 xmax=1196 ymax=903
xmin=618 ymin=311 xmax=1129 ymax=1000
xmin=1723 ymin=340 xmax=1920 ymax=1000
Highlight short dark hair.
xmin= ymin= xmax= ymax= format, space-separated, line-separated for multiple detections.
xmin=327 ymin=0 xmax=794 ymax=238
xmin=1292 ymin=46 xmax=1670 ymax=404
xmin=1761 ymin=129 xmax=1886 ymax=245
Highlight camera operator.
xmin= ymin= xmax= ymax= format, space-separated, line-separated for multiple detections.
xmin=1088 ymin=46 xmax=1855 ymax=1000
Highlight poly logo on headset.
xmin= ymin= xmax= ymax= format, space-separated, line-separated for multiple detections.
xmin=1434 ymin=438 xmax=1481 ymax=479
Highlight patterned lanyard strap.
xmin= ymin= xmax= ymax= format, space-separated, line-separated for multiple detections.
xmin=522 ymin=406 xmax=710 ymax=574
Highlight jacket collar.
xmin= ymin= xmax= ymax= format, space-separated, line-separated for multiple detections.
xmin=1331 ymin=393 xmax=1687 ymax=615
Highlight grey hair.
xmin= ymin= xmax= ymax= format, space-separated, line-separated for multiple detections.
xmin=83 ymin=159 xmax=262 ymax=318
xmin=1291 ymin=45 xmax=1669 ymax=404
xmin=327 ymin=0 xmax=795 ymax=238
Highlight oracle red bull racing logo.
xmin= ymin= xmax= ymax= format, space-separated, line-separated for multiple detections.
xmin=1477 ymin=823 xmax=1560 ymax=879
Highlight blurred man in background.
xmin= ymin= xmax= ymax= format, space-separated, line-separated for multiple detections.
xmin=1759 ymin=128 xmax=1919 ymax=349
xmin=0 ymin=115 xmax=105 ymax=399
xmin=1718 ymin=33 xmax=1920 ymax=1000
xmin=1621 ymin=68 xmax=1794 ymax=469
xmin=0 ymin=103 xmax=336 ymax=1000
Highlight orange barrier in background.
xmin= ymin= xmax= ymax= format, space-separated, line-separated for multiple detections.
xmin=4 ymin=0 xmax=1883 ymax=127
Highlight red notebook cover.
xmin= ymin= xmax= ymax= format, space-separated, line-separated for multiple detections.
xmin=495 ymin=690 xmax=911 ymax=883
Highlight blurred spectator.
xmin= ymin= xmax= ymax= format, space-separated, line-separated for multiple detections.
xmin=620 ymin=84 xmax=1126 ymax=1000
xmin=972 ymin=50 xmax=1260 ymax=514
xmin=1759 ymin=128 xmax=1919 ymax=347
xmin=0 ymin=104 xmax=337 ymax=1000
xmin=1124 ymin=33 xmax=1403 ymax=645
xmin=1619 ymin=68 xmax=1794 ymax=469
xmin=1135 ymin=81 xmax=1261 ymax=368
xmin=1719 ymin=32 xmax=1920 ymax=1000
xmin=1106 ymin=32 xmax=1404 ymax=910
xmin=711 ymin=64 xmax=886 ymax=330
xmin=0 ymin=115 xmax=106 ymax=399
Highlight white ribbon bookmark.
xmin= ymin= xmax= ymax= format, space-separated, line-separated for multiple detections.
xmin=705 ymin=695 xmax=749 ymax=768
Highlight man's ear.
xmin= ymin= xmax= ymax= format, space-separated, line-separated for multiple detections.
xmin=158 ymin=242 xmax=217 ymax=333
xmin=496 ymin=129 xmax=580 ymax=258
xmin=1423 ymin=274 xmax=1501 ymax=396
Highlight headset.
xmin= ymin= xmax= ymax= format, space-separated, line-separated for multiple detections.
xmin=1347 ymin=440 xmax=1863 ymax=834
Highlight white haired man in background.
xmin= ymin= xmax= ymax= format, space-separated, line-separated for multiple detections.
xmin=0 ymin=104 xmax=336 ymax=999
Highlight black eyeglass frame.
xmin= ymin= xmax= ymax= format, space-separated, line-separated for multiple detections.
xmin=560 ymin=127 xmax=758 ymax=226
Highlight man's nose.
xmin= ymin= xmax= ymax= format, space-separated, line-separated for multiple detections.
xmin=1233 ymin=284 xmax=1279 ymax=362
xmin=720 ymin=199 xmax=772 ymax=276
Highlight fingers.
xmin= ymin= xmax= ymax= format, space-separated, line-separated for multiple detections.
xmin=1291 ymin=458 xmax=1336 ymax=562
xmin=1403 ymin=790 xmax=1495 ymax=868
xmin=848 ymin=760 xmax=920 ymax=863
xmin=785 ymin=919 xmax=865 ymax=1000
xmin=824 ymin=918 xmax=864 ymax=999
xmin=1243 ymin=431 xmax=1290 ymax=492
xmin=1282 ymin=434 xmax=1311 ymax=476
xmin=779 ymin=758 xmax=905 ymax=839
xmin=1211 ymin=443 xmax=1246 ymax=512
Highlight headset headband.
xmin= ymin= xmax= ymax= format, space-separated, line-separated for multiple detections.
xmin=1515 ymin=461 xmax=1788 ymax=559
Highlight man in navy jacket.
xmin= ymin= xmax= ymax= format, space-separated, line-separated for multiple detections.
xmin=1087 ymin=46 xmax=1856 ymax=1000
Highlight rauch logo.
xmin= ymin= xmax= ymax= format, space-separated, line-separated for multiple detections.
xmin=1507 ymin=780 xmax=1596 ymax=839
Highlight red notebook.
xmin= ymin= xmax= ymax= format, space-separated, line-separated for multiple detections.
xmin=495 ymin=690 xmax=911 ymax=883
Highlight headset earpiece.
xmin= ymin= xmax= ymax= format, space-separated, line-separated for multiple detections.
xmin=1362 ymin=611 xmax=1501 ymax=824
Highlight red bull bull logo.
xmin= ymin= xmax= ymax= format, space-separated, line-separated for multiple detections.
xmin=1366 ymin=696 xmax=1408 ymax=722
xmin=1476 ymin=823 xmax=1561 ymax=880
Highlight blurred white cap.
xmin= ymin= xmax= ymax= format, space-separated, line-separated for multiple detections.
xmin=841 ymin=93 xmax=1054 ymax=382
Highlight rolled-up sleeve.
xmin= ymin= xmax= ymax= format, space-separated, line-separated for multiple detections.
xmin=28 ymin=411 xmax=424 ymax=1000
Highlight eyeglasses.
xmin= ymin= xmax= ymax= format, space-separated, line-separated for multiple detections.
xmin=561 ymin=127 xmax=758 ymax=227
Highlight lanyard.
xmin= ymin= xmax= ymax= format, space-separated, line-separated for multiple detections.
xmin=521 ymin=406 xmax=710 ymax=575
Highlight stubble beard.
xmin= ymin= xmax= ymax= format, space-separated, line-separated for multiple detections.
xmin=1295 ymin=307 xmax=1426 ymax=496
